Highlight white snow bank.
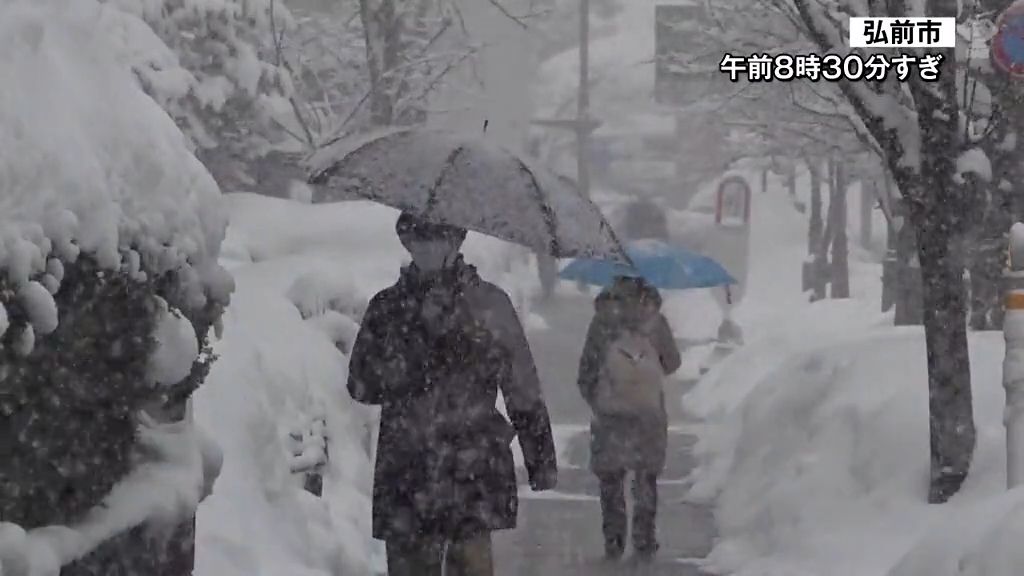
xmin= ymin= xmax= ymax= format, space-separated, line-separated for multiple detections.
xmin=685 ymin=298 xmax=892 ymax=503
xmin=0 ymin=416 xmax=219 ymax=576
xmin=687 ymin=318 xmax=1009 ymax=576
xmin=0 ymin=0 xmax=231 ymax=323
xmin=194 ymin=260 xmax=376 ymax=576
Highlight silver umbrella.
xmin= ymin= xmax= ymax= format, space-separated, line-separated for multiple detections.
xmin=306 ymin=127 xmax=629 ymax=263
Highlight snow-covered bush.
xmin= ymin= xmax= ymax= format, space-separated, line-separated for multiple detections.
xmin=98 ymin=0 xmax=297 ymax=190
xmin=0 ymin=0 xmax=231 ymax=571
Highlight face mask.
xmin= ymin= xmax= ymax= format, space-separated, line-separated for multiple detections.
xmin=406 ymin=239 xmax=459 ymax=272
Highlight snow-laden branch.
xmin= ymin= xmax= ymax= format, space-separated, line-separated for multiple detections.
xmin=789 ymin=0 xmax=922 ymax=172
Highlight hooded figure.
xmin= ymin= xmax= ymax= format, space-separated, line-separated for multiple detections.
xmin=348 ymin=212 xmax=557 ymax=576
xmin=576 ymin=276 xmax=681 ymax=561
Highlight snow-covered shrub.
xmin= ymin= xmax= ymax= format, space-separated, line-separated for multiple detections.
xmin=0 ymin=0 xmax=231 ymax=571
xmin=97 ymin=0 xmax=297 ymax=190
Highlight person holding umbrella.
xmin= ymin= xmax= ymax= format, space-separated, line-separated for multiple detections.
xmin=309 ymin=127 xmax=631 ymax=572
xmin=576 ymin=275 xmax=681 ymax=562
xmin=561 ymin=239 xmax=734 ymax=561
xmin=347 ymin=212 xmax=558 ymax=576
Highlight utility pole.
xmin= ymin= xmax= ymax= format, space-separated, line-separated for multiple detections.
xmin=531 ymin=0 xmax=598 ymax=197
xmin=577 ymin=0 xmax=591 ymax=197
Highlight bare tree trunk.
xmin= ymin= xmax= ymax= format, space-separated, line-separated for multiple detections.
xmin=860 ymin=178 xmax=874 ymax=249
xmin=831 ymin=158 xmax=850 ymax=298
xmin=802 ymin=157 xmax=824 ymax=294
xmin=785 ymin=159 xmax=797 ymax=199
xmin=811 ymin=161 xmax=833 ymax=302
xmin=908 ymin=2 xmax=975 ymax=500
xmin=360 ymin=0 xmax=402 ymax=126
xmin=882 ymin=213 xmax=897 ymax=312
xmin=894 ymin=211 xmax=924 ymax=326
xmin=916 ymin=216 xmax=975 ymax=503
xmin=808 ymin=158 xmax=823 ymax=252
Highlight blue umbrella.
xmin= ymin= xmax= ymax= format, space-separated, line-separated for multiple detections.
xmin=558 ymin=239 xmax=736 ymax=289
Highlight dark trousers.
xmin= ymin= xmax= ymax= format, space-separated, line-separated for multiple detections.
xmin=385 ymin=533 xmax=493 ymax=576
xmin=597 ymin=470 xmax=658 ymax=553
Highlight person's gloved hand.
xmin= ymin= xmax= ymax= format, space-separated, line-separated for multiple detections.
xmin=529 ymin=466 xmax=557 ymax=491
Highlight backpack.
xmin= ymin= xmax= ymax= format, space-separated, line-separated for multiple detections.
xmin=594 ymin=324 xmax=665 ymax=416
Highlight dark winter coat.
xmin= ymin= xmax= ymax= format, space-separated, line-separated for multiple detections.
xmin=577 ymin=283 xmax=681 ymax=474
xmin=348 ymin=258 xmax=557 ymax=542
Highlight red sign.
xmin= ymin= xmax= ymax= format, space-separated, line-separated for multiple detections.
xmin=715 ymin=176 xmax=751 ymax=225
xmin=992 ymin=1 xmax=1024 ymax=78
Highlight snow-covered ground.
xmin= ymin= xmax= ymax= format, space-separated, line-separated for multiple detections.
xmin=194 ymin=193 xmax=541 ymax=575
xmin=684 ymin=177 xmax=1024 ymax=576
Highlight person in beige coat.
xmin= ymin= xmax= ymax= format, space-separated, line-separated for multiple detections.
xmin=577 ymin=276 xmax=681 ymax=561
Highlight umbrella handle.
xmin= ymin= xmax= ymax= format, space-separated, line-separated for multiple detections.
xmin=725 ymin=285 xmax=733 ymax=306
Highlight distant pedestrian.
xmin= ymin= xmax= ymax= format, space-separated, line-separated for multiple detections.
xmin=348 ymin=212 xmax=558 ymax=576
xmin=622 ymin=198 xmax=669 ymax=241
xmin=576 ymin=276 xmax=681 ymax=561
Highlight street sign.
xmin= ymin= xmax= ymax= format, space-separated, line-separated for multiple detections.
xmin=992 ymin=1 xmax=1024 ymax=78
xmin=715 ymin=176 xmax=751 ymax=226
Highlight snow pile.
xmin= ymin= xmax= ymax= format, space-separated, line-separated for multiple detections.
xmin=680 ymin=175 xmax=1024 ymax=576
xmin=0 ymin=416 xmax=220 ymax=576
xmin=686 ymin=316 xmax=1014 ymax=576
xmin=194 ymin=248 xmax=375 ymax=576
xmin=0 ymin=0 xmax=231 ymax=346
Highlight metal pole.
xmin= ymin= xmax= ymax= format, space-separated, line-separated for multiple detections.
xmin=1005 ymin=222 xmax=1024 ymax=488
xmin=577 ymin=0 xmax=591 ymax=197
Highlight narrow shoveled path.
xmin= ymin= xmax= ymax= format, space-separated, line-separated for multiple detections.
xmin=493 ymin=292 xmax=715 ymax=576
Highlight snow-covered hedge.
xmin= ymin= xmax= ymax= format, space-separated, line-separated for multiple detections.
xmin=0 ymin=1 xmax=232 ymax=572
